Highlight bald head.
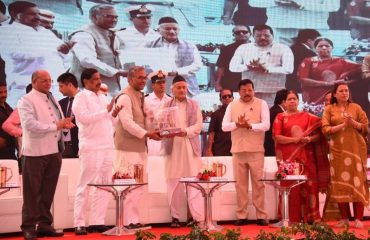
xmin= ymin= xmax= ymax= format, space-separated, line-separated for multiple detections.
xmin=32 ymin=70 xmax=52 ymax=94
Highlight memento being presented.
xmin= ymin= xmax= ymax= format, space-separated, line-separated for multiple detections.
xmin=155 ymin=106 xmax=182 ymax=137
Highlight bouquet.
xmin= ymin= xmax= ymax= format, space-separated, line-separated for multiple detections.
xmin=275 ymin=162 xmax=297 ymax=180
xmin=197 ymin=169 xmax=216 ymax=181
xmin=112 ymin=172 xmax=132 ymax=181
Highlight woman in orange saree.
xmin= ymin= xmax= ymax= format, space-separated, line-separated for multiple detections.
xmin=273 ymin=90 xmax=329 ymax=223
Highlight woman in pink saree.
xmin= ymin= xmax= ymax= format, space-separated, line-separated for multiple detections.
xmin=273 ymin=90 xmax=329 ymax=223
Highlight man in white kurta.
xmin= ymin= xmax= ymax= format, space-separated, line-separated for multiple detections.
xmin=249 ymin=0 xmax=340 ymax=43
xmin=162 ymin=75 xmax=203 ymax=227
xmin=113 ymin=66 xmax=161 ymax=229
xmin=72 ymin=68 xmax=119 ymax=235
xmin=145 ymin=70 xmax=172 ymax=156
xmin=0 ymin=2 xmax=67 ymax=107
xmin=229 ymin=24 xmax=293 ymax=107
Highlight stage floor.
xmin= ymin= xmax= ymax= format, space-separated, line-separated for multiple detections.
xmin=1 ymin=221 xmax=370 ymax=240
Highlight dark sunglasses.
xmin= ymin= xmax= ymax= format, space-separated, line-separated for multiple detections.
xmin=221 ymin=94 xmax=233 ymax=100
xmin=233 ymin=30 xmax=249 ymax=35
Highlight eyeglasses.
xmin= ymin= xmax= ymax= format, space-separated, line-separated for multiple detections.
xmin=234 ymin=30 xmax=249 ymax=35
xmin=221 ymin=94 xmax=233 ymax=100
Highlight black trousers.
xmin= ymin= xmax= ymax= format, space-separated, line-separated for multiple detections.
xmin=21 ymin=153 xmax=62 ymax=231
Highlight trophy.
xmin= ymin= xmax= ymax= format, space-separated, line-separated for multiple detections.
xmin=156 ymin=106 xmax=182 ymax=137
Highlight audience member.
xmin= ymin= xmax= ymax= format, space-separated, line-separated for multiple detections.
xmin=230 ymin=24 xmax=294 ymax=107
xmin=215 ymin=25 xmax=251 ymax=92
xmin=57 ymin=73 xmax=80 ymax=158
xmin=144 ymin=70 xmax=171 ymax=156
xmin=2 ymin=84 xmax=32 ymax=170
xmin=162 ymin=75 xmax=203 ymax=228
xmin=69 ymin=4 xmax=127 ymax=96
xmin=207 ymin=88 xmax=234 ymax=156
xmin=273 ymin=90 xmax=329 ymax=225
xmin=113 ymin=66 xmax=161 ymax=229
xmin=18 ymin=69 xmax=73 ymax=240
xmin=322 ymin=82 xmax=369 ymax=229
xmin=222 ymin=79 xmax=270 ymax=226
xmin=0 ymin=1 xmax=68 ymax=107
xmin=72 ymin=68 xmax=121 ymax=235
xmin=0 ymin=82 xmax=16 ymax=159
xmin=147 ymin=17 xmax=202 ymax=97
xmin=264 ymin=89 xmax=287 ymax=156
xmin=298 ymin=37 xmax=361 ymax=116
xmin=286 ymin=29 xmax=321 ymax=93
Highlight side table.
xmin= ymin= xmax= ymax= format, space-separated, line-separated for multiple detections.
xmin=180 ymin=178 xmax=235 ymax=231
xmin=0 ymin=185 xmax=20 ymax=196
xmin=261 ymin=176 xmax=307 ymax=227
xmin=88 ymin=182 xmax=149 ymax=236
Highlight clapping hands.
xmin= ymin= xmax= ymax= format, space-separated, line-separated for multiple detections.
xmin=247 ymin=58 xmax=268 ymax=73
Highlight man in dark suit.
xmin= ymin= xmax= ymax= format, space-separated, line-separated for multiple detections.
xmin=286 ymin=29 xmax=321 ymax=93
xmin=264 ymin=89 xmax=288 ymax=156
xmin=57 ymin=73 xmax=79 ymax=158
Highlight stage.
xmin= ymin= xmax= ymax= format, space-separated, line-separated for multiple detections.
xmin=1 ymin=221 xmax=370 ymax=240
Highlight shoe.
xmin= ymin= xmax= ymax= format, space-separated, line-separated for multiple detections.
xmin=36 ymin=225 xmax=64 ymax=237
xmin=354 ymin=219 xmax=364 ymax=229
xmin=256 ymin=219 xmax=268 ymax=226
xmin=87 ymin=225 xmax=110 ymax=233
xmin=170 ymin=218 xmax=181 ymax=228
xmin=23 ymin=230 xmax=37 ymax=240
xmin=335 ymin=219 xmax=349 ymax=228
xmin=125 ymin=223 xmax=147 ymax=230
xmin=75 ymin=226 xmax=87 ymax=235
xmin=234 ymin=219 xmax=248 ymax=226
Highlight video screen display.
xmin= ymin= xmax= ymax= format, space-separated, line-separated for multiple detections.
xmin=0 ymin=0 xmax=369 ymax=118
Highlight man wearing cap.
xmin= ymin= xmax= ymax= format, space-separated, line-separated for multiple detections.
xmin=145 ymin=70 xmax=172 ymax=156
xmin=0 ymin=1 xmax=68 ymax=107
xmin=147 ymin=16 xmax=202 ymax=97
xmin=113 ymin=66 xmax=161 ymax=229
xmin=69 ymin=4 xmax=127 ymax=96
xmin=117 ymin=4 xmax=159 ymax=50
xmin=162 ymin=75 xmax=203 ymax=227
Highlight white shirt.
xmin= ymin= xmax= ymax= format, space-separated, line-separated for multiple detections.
xmin=0 ymin=22 xmax=67 ymax=87
xmin=229 ymin=42 xmax=293 ymax=93
xmin=144 ymin=92 xmax=172 ymax=156
xmin=116 ymin=93 xmax=147 ymax=139
xmin=72 ymin=89 xmax=115 ymax=151
xmin=144 ymin=92 xmax=172 ymax=130
xmin=117 ymin=26 xmax=159 ymax=50
xmin=249 ymin=0 xmax=340 ymax=29
xmin=156 ymin=39 xmax=203 ymax=77
xmin=222 ymin=98 xmax=270 ymax=132
xmin=70 ymin=31 xmax=120 ymax=78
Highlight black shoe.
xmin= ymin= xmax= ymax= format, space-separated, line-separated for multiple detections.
xmin=75 ymin=226 xmax=87 ymax=235
xmin=234 ymin=219 xmax=248 ymax=226
xmin=170 ymin=218 xmax=181 ymax=228
xmin=88 ymin=225 xmax=110 ymax=233
xmin=256 ymin=219 xmax=268 ymax=226
xmin=36 ymin=225 xmax=64 ymax=237
xmin=23 ymin=230 xmax=37 ymax=240
xmin=125 ymin=223 xmax=147 ymax=230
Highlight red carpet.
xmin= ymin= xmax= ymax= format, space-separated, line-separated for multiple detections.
xmin=1 ymin=222 xmax=369 ymax=239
